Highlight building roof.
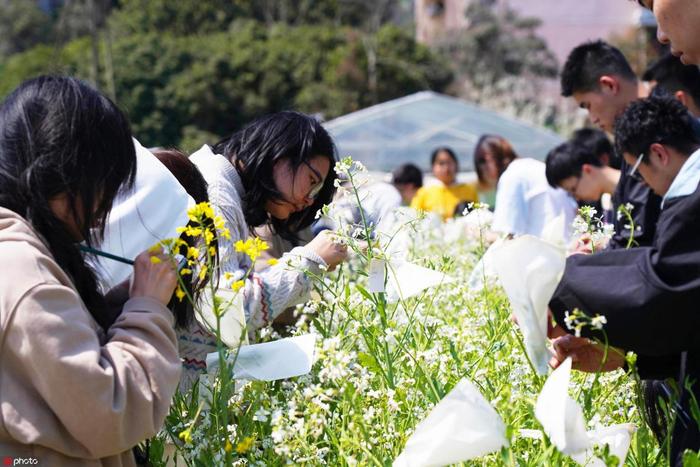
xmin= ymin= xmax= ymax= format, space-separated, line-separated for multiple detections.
xmin=324 ymin=91 xmax=564 ymax=172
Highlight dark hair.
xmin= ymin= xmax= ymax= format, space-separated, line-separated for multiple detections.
xmin=561 ymin=40 xmax=637 ymax=97
xmin=430 ymin=146 xmax=458 ymax=169
xmin=643 ymin=53 xmax=700 ymax=107
xmin=545 ymin=141 xmax=603 ymax=188
xmin=0 ymin=76 xmax=136 ymax=330
xmin=615 ymin=96 xmax=700 ymax=160
xmin=570 ymin=128 xmax=619 ymax=169
xmin=391 ymin=163 xmax=423 ymax=188
xmin=472 ymin=135 xmax=519 ymax=184
xmin=213 ymin=111 xmax=337 ymax=241
xmin=153 ymin=148 xmax=215 ymax=329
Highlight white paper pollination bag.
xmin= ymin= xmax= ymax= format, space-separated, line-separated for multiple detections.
xmin=393 ymin=378 xmax=508 ymax=467
xmin=97 ymin=139 xmax=194 ymax=289
xmin=536 ymin=358 xmax=635 ymax=466
xmin=491 ymin=235 xmax=565 ymax=375
xmin=206 ymin=334 xmax=317 ymax=382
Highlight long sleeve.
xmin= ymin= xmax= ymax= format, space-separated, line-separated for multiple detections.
xmin=549 ymin=185 xmax=700 ymax=356
xmin=214 ymin=202 xmax=326 ymax=331
xmin=1 ymin=287 xmax=180 ymax=459
xmin=606 ymin=162 xmax=662 ymax=250
xmin=492 ymin=170 xmax=528 ymax=235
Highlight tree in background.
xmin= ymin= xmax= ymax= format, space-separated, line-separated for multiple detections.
xmin=434 ymin=2 xmax=570 ymax=132
xmin=0 ymin=0 xmax=450 ymax=150
xmin=0 ymin=0 xmax=52 ymax=57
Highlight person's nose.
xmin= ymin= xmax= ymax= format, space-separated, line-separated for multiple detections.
xmin=657 ymin=25 xmax=670 ymax=45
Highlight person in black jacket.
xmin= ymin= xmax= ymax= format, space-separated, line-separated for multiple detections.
xmin=561 ymin=40 xmax=663 ymax=249
xmin=549 ymin=96 xmax=700 ymax=466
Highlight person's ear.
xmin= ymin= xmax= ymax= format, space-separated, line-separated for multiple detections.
xmin=581 ymin=163 xmax=595 ymax=175
xmin=649 ymin=142 xmax=671 ymax=166
xmin=675 ymin=90 xmax=690 ymax=108
xmin=599 ymin=75 xmax=620 ymax=95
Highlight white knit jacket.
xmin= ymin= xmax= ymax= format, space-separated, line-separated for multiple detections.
xmin=177 ymin=145 xmax=327 ymax=389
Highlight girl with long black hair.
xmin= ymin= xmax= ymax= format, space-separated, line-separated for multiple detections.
xmin=180 ymin=112 xmax=347 ymax=381
xmin=0 ymin=76 xmax=182 ymax=466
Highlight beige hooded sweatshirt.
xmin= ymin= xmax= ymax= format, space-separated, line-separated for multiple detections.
xmin=0 ymin=208 xmax=181 ymax=466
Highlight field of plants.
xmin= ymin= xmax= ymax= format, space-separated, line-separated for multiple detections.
xmin=151 ymin=160 xmax=672 ymax=467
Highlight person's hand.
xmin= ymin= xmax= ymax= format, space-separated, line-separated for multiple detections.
xmin=550 ymin=334 xmax=625 ymax=373
xmin=546 ymin=308 xmax=568 ymax=339
xmin=569 ymin=233 xmax=593 ymax=256
xmin=306 ymin=230 xmax=348 ymax=271
xmin=130 ymin=250 xmax=178 ymax=305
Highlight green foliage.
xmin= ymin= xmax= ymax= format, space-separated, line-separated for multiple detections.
xmin=0 ymin=0 xmax=52 ymax=57
xmin=0 ymin=3 xmax=449 ymax=149
xmin=437 ymin=2 xmax=557 ymax=91
xmin=0 ymin=39 xmax=91 ymax=98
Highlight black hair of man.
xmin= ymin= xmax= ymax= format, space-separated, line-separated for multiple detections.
xmin=561 ymin=40 xmax=637 ymax=97
xmin=643 ymin=53 xmax=700 ymax=106
xmin=615 ymin=96 xmax=700 ymax=160
xmin=545 ymin=141 xmax=603 ymax=188
xmin=391 ymin=163 xmax=423 ymax=188
xmin=570 ymin=128 xmax=620 ymax=169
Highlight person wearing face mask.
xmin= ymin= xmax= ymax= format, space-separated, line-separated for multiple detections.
xmin=410 ymin=147 xmax=478 ymax=220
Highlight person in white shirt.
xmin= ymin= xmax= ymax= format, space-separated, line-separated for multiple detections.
xmin=491 ymin=143 xmax=577 ymax=240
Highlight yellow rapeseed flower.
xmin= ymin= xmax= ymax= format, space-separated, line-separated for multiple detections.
xmin=231 ymin=280 xmax=244 ymax=292
xmin=199 ymin=264 xmax=208 ymax=281
xmin=267 ymin=258 xmax=279 ymax=266
xmin=180 ymin=268 xmax=192 ymax=276
xmin=149 ymin=256 xmax=162 ymax=264
xmin=175 ymin=286 xmax=186 ymax=302
xmin=203 ymin=229 xmax=214 ymax=245
xmin=187 ymin=202 xmax=215 ymax=222
xmin=235 ymin=436 xmax=254 ymax=454
xmin=224 ymin=439 xmax=233 ymax=453
xmin=178 ymin=429 xmax=192 ymax=444
xmin=187 ymin=246 xmax=199 ymax=259
xmin=234 ymin=237 xmax=269 ymax=261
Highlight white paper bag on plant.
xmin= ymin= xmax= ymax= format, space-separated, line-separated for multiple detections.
xmin=535 ymin=357 xmax=590 ymax=454
xmin=491 ymin=235 xmax=565 ymax=374
xmin=97 ymin=139 xmax=194 ymax=289
xmin=196 ymin=288 xmax=248 ymax=348
xmin=206 ymin=334 xmax=316 ymax=381
xmin=536 ymin=358 xmax=635 ymax=465
xmin=393 ymin=378 xmax=508 ymax=467
xmin=386 ymin=260 xmax=454 ymax=303
xmin=571 ymin=424 xmax=636 ymax=467
xmin=540 ymin=213 xmax=566 ymax=248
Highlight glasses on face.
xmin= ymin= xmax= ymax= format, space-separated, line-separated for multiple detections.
xmin=303 ymin=160 xmax=325 ymax=201
xmin=628 ymin=153 xmax=645 ymax=177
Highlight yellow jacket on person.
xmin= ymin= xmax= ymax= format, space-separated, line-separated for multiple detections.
xmin=410 ymin=182 xmax=479 ymax=220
